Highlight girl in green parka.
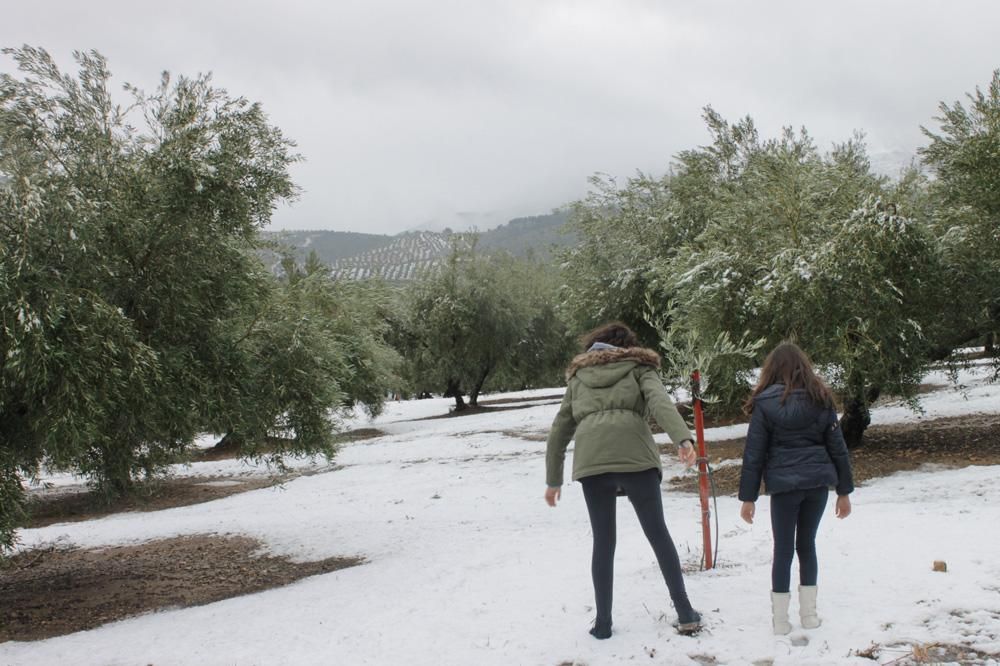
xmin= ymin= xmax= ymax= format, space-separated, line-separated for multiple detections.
xmin=544 ymin=322 xmax=702 ymax=638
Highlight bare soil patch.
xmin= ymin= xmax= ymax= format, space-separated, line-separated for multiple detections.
xmin=0 ymin=534 xmax=362 ymax=642
xmin=194 ymin=427 xmax=386 ymax=462
xmin=421 ymin=398 xmax=563 ymax=420
xmin=851 ymin=641 xmax=1000 ymax=664
xmin=333 ymin=427 xmax=388 ymax=443
xmin=870 ymin=383 xmax=948 ymax=409
xmin=20 ymin=428 xmax=384 ymax=529
xmin=501 ymin=428 xmax=548 ymax=442
xmin=22 ymin=476 xmax=285 ymax=529
xmin=673 ymin=403 xmax=749 ymax=430
xmin=429 ymin=393 xmax=740 ymax=422
xmin=479 ymin=393 xmax=564 ymax=406
xmin=668 ymin=413 xmax=1000 ymax=495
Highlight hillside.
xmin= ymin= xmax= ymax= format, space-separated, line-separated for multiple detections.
xmin=266 ymin=210 xmax=575 ymax=281
xmin=263 ymin=229 xmax=392 ymax=264
xmin=327 ymin=231 xmax=462 ymax=282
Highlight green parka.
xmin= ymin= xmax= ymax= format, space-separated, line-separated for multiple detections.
xmin=545 ymin=346 xmax=693 ymax=487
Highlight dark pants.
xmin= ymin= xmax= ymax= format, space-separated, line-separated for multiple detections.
xmin=580 ymin=468 xmax=694 ymax=624
xmin=769 ymin=486 xmax=829 ymax=593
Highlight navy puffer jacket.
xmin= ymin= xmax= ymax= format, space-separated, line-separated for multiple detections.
xmin=738 ymin=384 xmax=854 ymax=501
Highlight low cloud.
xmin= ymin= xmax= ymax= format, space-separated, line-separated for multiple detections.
xmin=4 ymin=0 xmax=998 ymax=233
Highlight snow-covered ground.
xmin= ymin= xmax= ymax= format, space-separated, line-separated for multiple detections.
xmin=3 ymin=369 xmax=1000 ymax=665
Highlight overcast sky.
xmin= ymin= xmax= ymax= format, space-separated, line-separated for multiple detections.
xmin=4 ymin=1 xmax=999 ymax=235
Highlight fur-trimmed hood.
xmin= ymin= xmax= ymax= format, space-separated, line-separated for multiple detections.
xmin=566 ymin=346 xmax=661 ymax=385
xmin=546 ymin=344 xmax=693 ymax=488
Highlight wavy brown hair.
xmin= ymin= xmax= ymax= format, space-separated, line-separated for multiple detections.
xmin=744 ymin=342 xmax=833 ymax=413
xmin=580 ymin=321 xmax=639 ymax=351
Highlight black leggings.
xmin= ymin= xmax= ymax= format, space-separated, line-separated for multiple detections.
xmin=770 ymin=487 xmax=829 ymax=593
xmin=580 ymin=468 xmax=693 ymax=623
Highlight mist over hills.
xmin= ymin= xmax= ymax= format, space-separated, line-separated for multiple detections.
xmin=403 ymin=209 xmax=517 ymax=234
xmin=264 ymin=210 xmax=573 ymax=282
xmin=264 ymin=229 xmax=391 ymax=265
xmin=868 ymin=149 xmax=918 ymax=178
xmin=263 ymin=149 xmax=914 ymax=282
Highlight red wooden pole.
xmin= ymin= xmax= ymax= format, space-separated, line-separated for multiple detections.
xmin=691 ymin=370 xmax=713 ymax=570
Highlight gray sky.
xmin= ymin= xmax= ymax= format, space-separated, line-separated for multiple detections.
xmin=4 ymin=1 xmax=999 ymax=235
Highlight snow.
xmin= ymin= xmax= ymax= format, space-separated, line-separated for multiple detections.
xmin=3 ymin=368 xmax=1000 ymax=665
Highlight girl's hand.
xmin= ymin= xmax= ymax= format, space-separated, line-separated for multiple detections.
xmin=740 ymin=501 xmax=755 ymax=524
xmin=678 ymin=440 xmax=697 ymax=467
xmin=545 ymin=486 xmax=561 ymax=507
xmin=836 ymin=494 xmax=852 ymax=519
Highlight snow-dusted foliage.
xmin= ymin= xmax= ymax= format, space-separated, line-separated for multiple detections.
xmin=558 ymin=171 xmax=688 ymax=339
xmin=561 ymin=105 xmax=967 ymax=440
xmin=920 ymin=68 xmax=1000 ymax=368
xmin=645 ymin=297 xmax=764 ymax=407
xmin=0 ymin=47 xmax=395 ymax=551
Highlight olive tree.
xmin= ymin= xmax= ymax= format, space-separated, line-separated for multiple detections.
xmin=562 ymin=107 xmax=944 ymax=444
xmin=919 ymin=69 xmax=1000 ymax=360
xmin=0 ymin=47 xmax=392 ymax=550
xmin=662 ymin=112 xmax=938 ymax=444
xmin=397 ymin=241 xmax=571 ymax=410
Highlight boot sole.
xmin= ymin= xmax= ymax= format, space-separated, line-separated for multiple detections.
xmin=676 ymin=622 xmax=702 ymax=635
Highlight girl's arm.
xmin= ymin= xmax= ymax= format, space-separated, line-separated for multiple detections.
xmin=823 ymin=407 xmax=855 ymax=496
xmin=545 ymin=387 xmax=577 ymax=488
xmin=738 ymin=405 xmax=770 ymax=502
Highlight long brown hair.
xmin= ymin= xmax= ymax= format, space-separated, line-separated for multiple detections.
xmin=744 ymin=342 xmax=833 ymax=413
xmin=579 ymin=321 xmax=639 ymax=351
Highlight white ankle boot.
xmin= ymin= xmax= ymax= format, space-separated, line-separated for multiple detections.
xmin=771 ymin=591 xmax=792 ymax=635
xmin=799 ymin=585 xmax=821 ymax=629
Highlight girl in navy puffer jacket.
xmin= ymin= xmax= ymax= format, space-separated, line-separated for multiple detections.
xmin=738 ymin=342 xmax=854 ymax=635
